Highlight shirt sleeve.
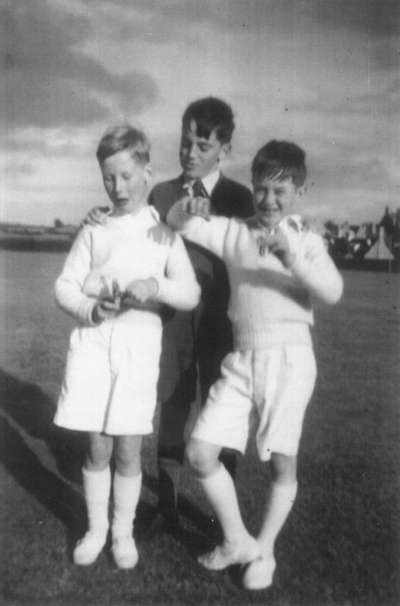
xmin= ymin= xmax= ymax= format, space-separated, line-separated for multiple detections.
xmin=54 ymin=228 xmax=97 ymax=325
xmin=153 ymin=232 xmax=200 ymax=311
xmin=290 ymin=232 xmax=344 ymax=305
xmin=166 ymin=199 xmax=230 ymax=259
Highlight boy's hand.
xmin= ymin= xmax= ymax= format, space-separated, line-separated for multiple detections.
xmin=92 ymin=280 xmax=121 ymax=323
xmin=92 ymin=298 xmax=120 ymax=323
xmin=184 ymin=196 xmax=211 ymax=220
xmin=124 ymin=278 xmax=159 ymax=305
xmin=81 ymin=206 xmax=110 ymax=227
xmin=260 ymin=229 xmax=296 ymax=268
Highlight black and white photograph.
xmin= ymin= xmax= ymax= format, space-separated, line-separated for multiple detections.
xmin=1 ymin=1 xmax=399 ymax=605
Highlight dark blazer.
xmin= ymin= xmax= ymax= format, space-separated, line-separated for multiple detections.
xmin=149 ymin=173 xmax=253 ymax=312
xmin=149 ymin=173 xmax=253 ymax=222
xmin=149 ymin=172 xmax=253 ymax=304
xmin=149 ymin=173 xmax=253 ymax=394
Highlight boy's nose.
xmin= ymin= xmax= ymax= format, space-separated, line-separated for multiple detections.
xmin=265 ymin=190 xmax=275 ymax=205
xmin=114 ymin=177 xmax=124 ymax=194
xmin=188 ymin=144 xmax=198 ymax=159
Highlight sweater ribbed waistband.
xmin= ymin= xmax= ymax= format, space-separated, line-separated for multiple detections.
xmin=233 ymin=322 xmax=312 ymax=350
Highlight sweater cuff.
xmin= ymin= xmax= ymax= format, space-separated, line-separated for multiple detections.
xmin=78 ymin=299 xmax=98 ymax=326
xmin=153 ymin=275 xmax=168 ymax=303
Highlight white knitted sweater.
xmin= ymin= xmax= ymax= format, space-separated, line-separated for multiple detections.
xmin=167 ymin=204 xmax=343 ymax=349
xmin=55 ymin=206 xmax=200 ymax=326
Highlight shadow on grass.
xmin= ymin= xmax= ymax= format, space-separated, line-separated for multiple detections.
xmin=0 ymin=414 xmax=86 ymax=552
xmin=0 ymin=368 xmax=84 ymax=485
xmin=0 ymin=369 xmax=212 ymax=561
xmin=0 ymin=369 xmax=89 ymax=551
xmin=136 ymin=471 xmax=218 ymax=559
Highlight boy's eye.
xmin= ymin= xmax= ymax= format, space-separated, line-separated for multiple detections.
xmin=122 ymin=173 xmax=132 ymax=180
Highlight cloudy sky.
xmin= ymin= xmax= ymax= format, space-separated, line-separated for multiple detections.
xmin=2 ymin=0 xmax=399 ymax=226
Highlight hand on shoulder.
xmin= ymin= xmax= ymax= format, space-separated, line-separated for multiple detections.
xmin=81 ymin=206 xmax=111 ymax=228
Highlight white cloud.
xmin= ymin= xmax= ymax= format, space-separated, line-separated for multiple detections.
xmin=2 ymin=0 xmax=399 ymax=225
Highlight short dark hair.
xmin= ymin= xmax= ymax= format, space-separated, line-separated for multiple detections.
xmin=96 ymin=124 xmax=150 ymax=165
xmin=182 ymin=97 xmax=235 ymax=144
xmin=251 ymin=140 xmax=306 ymax=187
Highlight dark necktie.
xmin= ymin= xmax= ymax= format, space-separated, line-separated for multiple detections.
xmin=192 ymin=179 xmax=208 ymax=199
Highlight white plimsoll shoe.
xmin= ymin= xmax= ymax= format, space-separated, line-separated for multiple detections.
xmin=73 ymin=531 xmax=107 ymax=566
xmin=112 ymin=535 xmax=139 ymax=570
xmin=198 ymin=536 xmax=260 ymax=571
xmin=242 ymin=555 xmax=276 ymax=590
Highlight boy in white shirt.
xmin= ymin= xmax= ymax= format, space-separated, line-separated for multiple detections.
xmin=54 ymin=125 xmax=199 ymax=569
xmin=167 ymin=140 xmax=343 ymax=590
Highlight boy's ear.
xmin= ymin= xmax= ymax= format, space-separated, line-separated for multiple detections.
xmin=296 ymin=184 xmax=306 ymax=198
xmin=144 ymin=163 xmax=152 ymax=184
xmin=217 ymin=142 xmax=231 ymax=164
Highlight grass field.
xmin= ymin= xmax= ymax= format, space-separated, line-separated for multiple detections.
xmin=0 ymin=250 xmax=399 ymax=606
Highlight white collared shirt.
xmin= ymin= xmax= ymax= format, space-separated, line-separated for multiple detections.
xmin=185 ymin=169 xmax=220 ymax=197
xmin=200 ymin=169 xmax=220 ymax=196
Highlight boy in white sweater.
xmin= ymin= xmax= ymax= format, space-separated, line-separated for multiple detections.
xmin=167 ymin=140 xmax=343 ymax=590
xmin=54 ymin=125 xmax=199 ymax=569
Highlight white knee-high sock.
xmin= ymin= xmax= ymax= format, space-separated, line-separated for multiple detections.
xmin=258 ymin=481 xmax=298 ymax=557
xmin=198 ymin=464 xmax=248 ymax=545
xmin=112 ymin=471 xmax=142 ymax=538
xmin=82 ymin=466 xmax=111 ymax=537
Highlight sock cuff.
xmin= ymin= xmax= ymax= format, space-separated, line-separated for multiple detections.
xmin=198 ymin=462 xmax=229 ymax=488
xmin=82 ymin=466 xmax=111 ymax=503
xmin=113 ymin=471 xmax=142 ymax=501
xmin=272 ymin=480 xmax=298 ymax=488
xmin=271 ymin=481 xmax=298 ymax=497
xmin=82 ymin=466 xmax=111 ymax=479
xmin=113 ymin=471 xmax=142 ymax=485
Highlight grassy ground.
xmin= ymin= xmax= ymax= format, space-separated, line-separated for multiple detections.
xmin=0 ymin=250 xmax=399 ymax=606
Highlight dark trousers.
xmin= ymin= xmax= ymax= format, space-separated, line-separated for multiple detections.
xmin=157 ymin=304 xmax=237 ymax=513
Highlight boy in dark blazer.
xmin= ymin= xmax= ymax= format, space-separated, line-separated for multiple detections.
xmin=149 ymin=97 xmax=253 ymax=526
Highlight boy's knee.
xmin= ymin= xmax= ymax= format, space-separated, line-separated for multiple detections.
xmin=86 ymin=433 xmax=113 ymax=470
xmin=86 ymin=449 xmax=112 ymax=471
xmin=115 ymin=436 xmax=142 ymax=474
xmin=186 ymin=439 xmax=219 ymax=477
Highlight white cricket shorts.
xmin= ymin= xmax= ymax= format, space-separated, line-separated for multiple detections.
xmin=54 ymin=315 xmax=162 ymax=435
xmin=191 ymin=345 xmax=317 ymax=460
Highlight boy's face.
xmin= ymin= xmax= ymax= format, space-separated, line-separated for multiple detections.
xmin=252 ymin=173 xmax=303 ymax=230
xmin=179 ymin=119 xmax=229 ymax=180
xmin=100 ymin=150 xmax=151 ymax=216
